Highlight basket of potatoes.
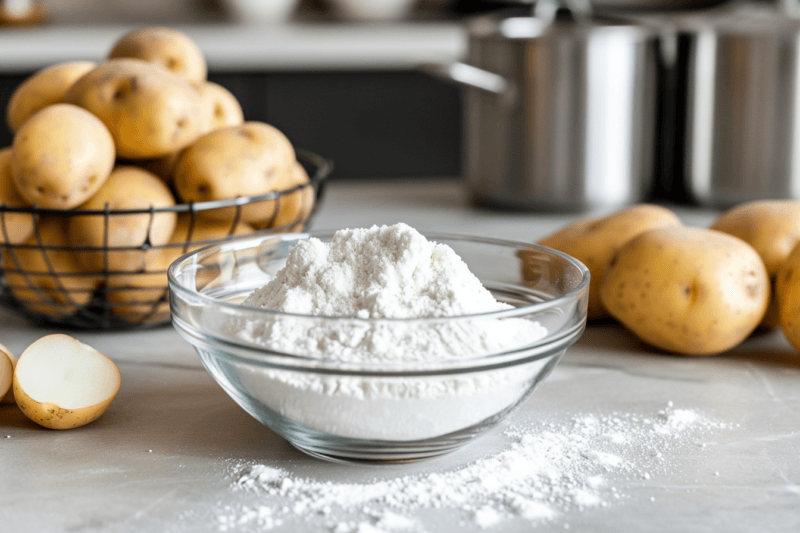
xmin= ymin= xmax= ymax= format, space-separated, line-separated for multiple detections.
xmin=0 ymin=27 xmax=331 ymax=329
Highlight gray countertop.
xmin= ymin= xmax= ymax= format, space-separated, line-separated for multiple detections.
xmin=1 ymin=179 xmax=799 ymax=533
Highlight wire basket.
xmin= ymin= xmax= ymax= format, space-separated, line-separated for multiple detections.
xmin=0 ymin=149 xmax=331 ymax=330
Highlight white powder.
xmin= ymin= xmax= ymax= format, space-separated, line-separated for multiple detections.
xmin=226 ymin=224 xmax=549 ymax=440
xmin=218 ymin=404 xmax=733 ymax=532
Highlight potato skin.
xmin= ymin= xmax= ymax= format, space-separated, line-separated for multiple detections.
xmin=195 ymin=80 xmax=244 ymax=134
xmin=0 ymin=147 xmax=34 ymax=244
xmin=64 ymin=58 xmax=204 ymax=159
xmin=11 ymin=104 xmax=115 ymax=209
xmin=173 ymin=122 xmax=295 ymax=225
xmin=68 ymin=166 xmax=177 ymax=272
xmin=599 ymin=227 xmax=769 ymax=356
xmin=108 ymin=27 xmax=207 ymax=84
xmin=6 ymin=60 xmax=96 ymax=133
xmin=777 ymin=242 xmax=800 ymax=352
xmin=3 ymin=217 xmax=101 ymax=317
xmin=536 ymin=204 xmax=682 ymax=320
xmin=710 ymin=200 xmax=800 ymax=330
xmin=253 ymin=160 xmax=314 ymax=231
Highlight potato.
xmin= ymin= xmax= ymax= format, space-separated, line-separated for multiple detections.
xmin=777 ymin=242 xmax=800 ymax=352
xmin=108 ymin=27 xmax=207 ymax=84
xmin=710 ymin=200 xmax=800 ymax=330
xmin=173 ymin=122 xmax=296 ymax=225
xmin=253 ymin=160 xmax=314 ymax=231
xmin=0 ymin=147 xmax=34 ymax=244
xmin=139 ymin=151 xmax=182 ymax=185
xmin=3 ymin=217 xmax=101 ymax=317
xmin=105 ymin=250 xmax=173 ymax=324
xmin=599 ymin=227 xmax=769 ymax=356
xmin=534 ymin=204 xmax=682 ymax=320
xmin=13 ymin=334 xmax=120 ymax=430
xmin=10 ymin=103 xmax=115 ymax=209
xmin=195 ymin=80 xmax=244 ymax=134
xmin=0 ymin=342 xmax=15 ymax=403
xmin=105 ymin=214 xmax=254 ymax=323
xmin=64 ymin=58 xmax=204 ymax=159
xmin=68 ymin=166 xmax=177 ymax=272
xmin=6 ymin=60 xmax=96 ymax=133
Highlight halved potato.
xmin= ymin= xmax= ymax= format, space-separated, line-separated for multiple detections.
xmin=13 ymin=334 xmax=121 ymax=430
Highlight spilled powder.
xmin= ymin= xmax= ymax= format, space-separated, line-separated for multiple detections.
xmin=215 ymin=403 xmax=734 ymax=532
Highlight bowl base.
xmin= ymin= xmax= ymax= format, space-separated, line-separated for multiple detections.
xmin=289 ymin=440 xmax=470 ymax=465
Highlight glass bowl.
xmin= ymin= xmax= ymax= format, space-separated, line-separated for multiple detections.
xmin=168 ymin=231 xmax=589 ymax=463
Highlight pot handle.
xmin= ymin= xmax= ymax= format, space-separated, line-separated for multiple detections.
xmin=420 ymin=61 xmax=511 ymax=96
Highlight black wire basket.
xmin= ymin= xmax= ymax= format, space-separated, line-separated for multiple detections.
xmin=0 ymin=149 xmax=331 ymax=330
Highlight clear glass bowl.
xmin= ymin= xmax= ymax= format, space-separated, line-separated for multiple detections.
xmin=168 ymin=231 xmax=589 ymax=463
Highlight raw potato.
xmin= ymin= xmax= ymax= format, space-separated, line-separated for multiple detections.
xmin=64 ymin=58 xmax=204 ymax=159
xmin=599 ymin=227 xmax=769 ymax=356
xmin=777 ymin=242 xmax=800 ymax=352
xmin=195 ymin=80 xmax=244 ymax=134
xmin=140 ymin=152 xmax=182 ymax=185
xmin=0 ymin=342 xmax=15 ymax=403
xmin=710 ymin=200 xmax=800 ymax=330
xmin=10 ymin=103 xmax=115 ymax=209
xmin=253 ymin=160 xmax=314 ymax=231
xmin=69 ymin=166 xmax=178 ymax=272
xmin=0 ymin=147 xmax=35 ymax=244
xmin=173 ymin=122 xmax=296 ymax=225
xmin=108 ymin=27 xmax=207 ymax=84
xmin=3 ymin=217 xmax=101 ymax=317
xmin=105 ymin=250 xmax=173 ymax=323
xmin=534 ymin=204 xmax=682 ymax=320
xmin=13 ymin=334 xmax=120 ymax=430
xmin=105 ymin=214 xmax=253 ymax=322
xmin=6 ymin=61 xmax=97 ymax=133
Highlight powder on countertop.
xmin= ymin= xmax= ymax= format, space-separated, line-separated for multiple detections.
xmin=217 ymin=404 xmax=734 ymax=532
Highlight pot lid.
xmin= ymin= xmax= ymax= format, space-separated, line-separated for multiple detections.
xmin=467 ymin=0 xmax=657 ymax=40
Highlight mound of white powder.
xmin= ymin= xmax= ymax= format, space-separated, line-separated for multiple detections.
xmin=229 ymin=223 xmax=546 ymax=362
xmin=224 ymin=224 xmax=550 ymax=441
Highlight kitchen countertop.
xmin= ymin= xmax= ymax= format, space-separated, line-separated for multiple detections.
xmin=2 ymin=179 xmax=800 ymax=532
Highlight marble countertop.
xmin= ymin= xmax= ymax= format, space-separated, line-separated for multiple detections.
xmin=1 ymin=179 xmax=799 ymax=533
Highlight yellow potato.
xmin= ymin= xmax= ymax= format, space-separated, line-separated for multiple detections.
xmin=195 ymin=80 xmax=244 ymax=134
xmin=3 ymin=217 xmax=101 ymax=318
xmin=0 ymin=147 xmax=34 ymax=244
xmin=68 ymin=166 xmax=177 ymax=272
xmin=105 ymin=249 xmax=172 ymax=324
xmin=6 ymin=60 xmax=96 ymax=133
xmin=599 ymin=227 xmax=769 ymax=356
xmin=64 ymin=58 xmax=204 ymax=159
xmin=777 ymin=242 xmax=800 ymax=352
xmin=108 ymin=27 xmax=207 ymax=84
xmin=534 ymin=204 xmax=682 ymax=320
xmin=10 ymin=103 xmax=115 ymax=209
xmin=253 ymin=160 xmax=314 ymax=231
xmin=0 ymin=342 xmax=15 ymax=403
xmin=710 ymin=200 xmax=800 ymax=330
xmin=173 ymin=122 xmax=296 ymax=225
xmin=13 ymin=334 xmax=120 ymax=430
xmin=139 ymin=152 xmax=182 ymax=186
xmin=106 ymin=215 xmax=252 ymax=323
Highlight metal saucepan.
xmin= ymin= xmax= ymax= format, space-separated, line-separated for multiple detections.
xmin=670 ymin=2 xmax=800 ymax=207
xmin=424 ymin=0 xmax=662 ymax=211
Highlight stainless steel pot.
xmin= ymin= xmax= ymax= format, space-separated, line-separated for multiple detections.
xmin=673 ymin=3 xmax=800 ymax=207
xmin=426 ymin=0 xmax=661 ymax=211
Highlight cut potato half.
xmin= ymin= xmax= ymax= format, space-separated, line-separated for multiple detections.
xmin=0 ymin=342 xmax=15 ymax=403
xmin=13 ymin=334 xmax=121 ymax=429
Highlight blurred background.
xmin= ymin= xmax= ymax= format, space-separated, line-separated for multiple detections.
xmin=0 ymin=0 xmax=790 ymax=203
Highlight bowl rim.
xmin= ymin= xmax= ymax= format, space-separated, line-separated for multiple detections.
xmin=167 ymin=230 xmax=590 ymax=323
